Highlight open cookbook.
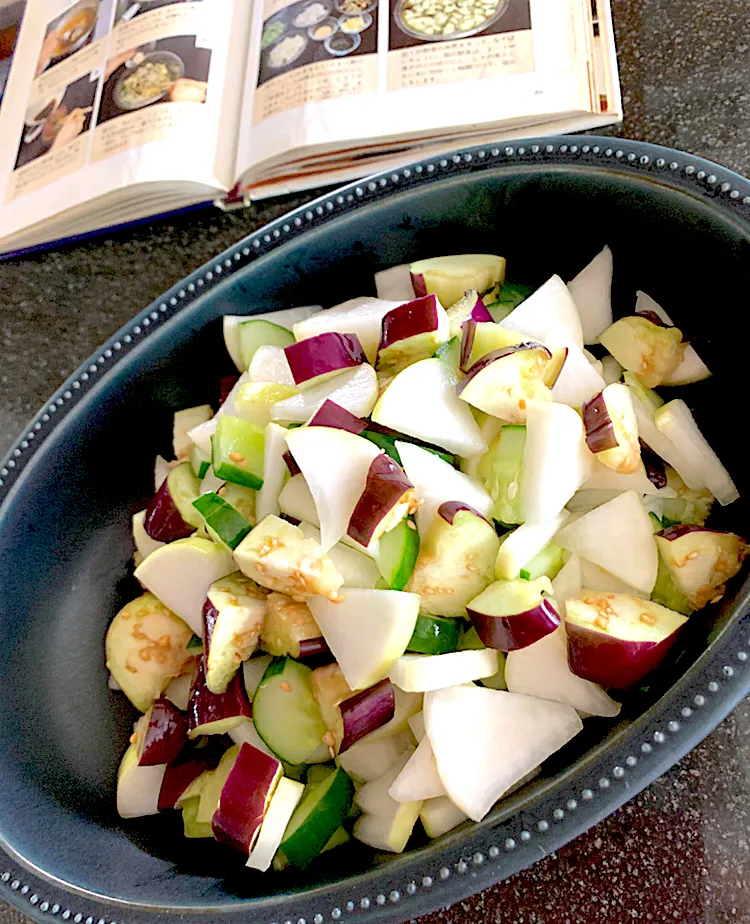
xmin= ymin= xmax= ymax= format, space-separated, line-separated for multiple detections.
xmin=0 ymin=0 xmax=621 ymax=256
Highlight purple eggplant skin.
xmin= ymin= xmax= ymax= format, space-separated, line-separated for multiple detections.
xmin=187 ymin=658 xmax=253 ymax=735
xmin=456 ymin=342 xmax=553 ymax=396
xmin=308 ymin=400 xmax=368 ymax=434
xmin=143 ymin=476 xmax=194 ymax=542
xmin=658 ymin=524 xmax=726 ymax=541
xmin=220 ymin=375 xmax=239 ymax=406
xmin=284 ymin=332 xmax=367 ymax=385
xmin=279 ymin=512 xmax=301 ymax=526
xmin=410 ymin=272 xmax=427 ymax=299
xmin=347 ymin=453 xmax=414 ymax=547
xmin=211 ymin=743 xmax=281 ymax=853
xmin=639 ymin=439 xmax=667 ymax=489
xmin=203 ymin=599 xmax=219 ymax=652
xmin=582 ymin=390 xmax=619 ymax=454
xmin=566 ymin=620 xmax=683 ymax=689
xmin=437 ymin=500 xmax=491 ymax=526
xmin=459 ymin=319 xmax=478 ymax=372
xmin=156 ymin=737 xmax=225 ymax=812
xmin=379 ymin=294 xmax=440 ymax=351
xmin=635 ymin=309 xmax=672 ymax=329
xmin=296 ymin=635 xmax=334 ymax=666
xmin=468 ymin=598 xmax=560 ymax=651
xmin=282 ymin=449 xmax=301 ymax=477
xmin=469 ymin=297 xmax=493 ymax=323
xmin=338 ymin=679 xmax=396 ymax=754
xmin=139 ymin=698 xmax=189 ymax=767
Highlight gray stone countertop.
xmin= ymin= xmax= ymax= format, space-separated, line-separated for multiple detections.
xmin=1 ymin=0 xmax=750 ymax=921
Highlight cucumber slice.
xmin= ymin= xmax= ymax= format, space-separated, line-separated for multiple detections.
xmin=278 ymin=767 xmax=355 ymax=869
xmin=650 ymin=556 xmax=692 ymax=616
xmin=211 ymin=415 xmax=264 ymax=489
xmin=518 ymin=544 xmax=564 ymax=581
xmin=189 ymin=442 xmax=211 ymax=480
xmin=167 ymin=462 xmax=203 ymax=529
xmin=486 ymin=282 xmax=533 ymax=322
xmin=476 ymin=425 xmax=526 ymax=525
xmin=433 ymin=336 xmax=461 ymax=372
xmin=376 ymin=518 xmax=419 ymax=590
xmin=192 ymin=492 xmax=252 ymax=550
xmin=238 ymin=319 xmax=295 ymax=370
xmin=322 ymin=825 xmax=350 ymax=852
xmin=361 ymin=429 xmax=455 ymax=467
xmin=221 ymin=483 xmax=257 ymax=525
xmin=181 ymin=796 xmax=213 ymax=838
xmin=407 ymin=614 xmax=461 ymax=654
xmin=253 ymin=657 xmax=329 ymax=765
xmin=306 ymin=763 xmax=337 ymax=786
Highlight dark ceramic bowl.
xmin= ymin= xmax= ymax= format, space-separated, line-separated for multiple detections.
xmin=2 ymin=136 xmax=750 ymax=924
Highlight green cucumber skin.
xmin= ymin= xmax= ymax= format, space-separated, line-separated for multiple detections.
xmin=278 ymin=768 xmax=354 ymax=869
xmin=407 ymin=613 xmax=461 ymax=654
xmin=238 ymin=319 xmax=294 ymax=369
xmin=212 ymin=416 xmax=265 ymax=490
xmin=167 ymin=462 xmax=203 ymax=529
xmin=361 ymin=430 xmax=455 ymax=467
xmin=253 ymin=657 xmax=328 ymax=765
xmin=192 ymin=492 xmax=252 ymax=550
xmin=377 ymin=518 xmax=419 ymax=590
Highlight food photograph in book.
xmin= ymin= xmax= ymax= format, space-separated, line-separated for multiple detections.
xmin=15 ymin=72 xmax=97 ymax=169
xmin=36 ymin=0 xmax=103 ymax=76
xmin=114 ymin=0 xmax=204 ymax=25
xmin=257 ymin=0 xmax=377 ymax=87
xmin=389 ymin=0 xmax=529 ymax=48
xmin=97 ymin=34 xmax=210 ymax=123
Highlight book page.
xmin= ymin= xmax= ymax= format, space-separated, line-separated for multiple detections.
xmin=0 ymin=0 xmax=249 ymax=241
xmin=234 ymin=0 xmax=592 ymax=182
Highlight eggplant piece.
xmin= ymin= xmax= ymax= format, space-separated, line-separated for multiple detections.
xmin=377 ymin=294 xmax=450 ymax=372
xmin=405 ymin=505 xmax=499 ymax=616
xmin=203 ymin=573 xmax=266 ymax=694
xmin=106 ymin=593 xmax=196 ymax=713
xmin=565 ymin=591 xmax=688 ymax=688
xmin=581 ymin=383 xmax=641 ymax=474
xmin=260 ymin=592 xmax=323 ymax=658
xmin=187 ymin=658 xmax=253 ymax=737
xmin=598 ymin=315 xmax=685 ymax=388
xmin=466 ymin=577 xmax=560 ymax=651
xmin=444 ymin=290 xmax=491 ymax=340
xmin=457 ymin=343 xmax=553 ymax=423
xmin=137 ymin=697 xmax=188 ymax=766
xmin=144 ymin=462 xmax=202 ymax=542
xmin=284 ymin=331 xmax=368 ymax=389
xmin=656 ymin=525 xmax=747 ymax=608
xmin=339 ymin=679 xmax=396 ymax=754
xmin=308 ymin=399 xmax=368 ymax=433
xmin=347 ymin=453 xmax=416 ymax=547
xmin=233 ymin=514 xmax=344 ymax=600
xmin=212 ymin=743 xmax=283 ymax=854
xmin=409 ymin=254 xmax=506 ymax=309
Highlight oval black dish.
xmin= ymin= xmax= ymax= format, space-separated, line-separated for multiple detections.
xmin=1 ymin=136 xmax=750 ymax=924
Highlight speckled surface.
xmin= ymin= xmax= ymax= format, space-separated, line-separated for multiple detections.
xmin=2 ymin=0 xmax=750 ymax=921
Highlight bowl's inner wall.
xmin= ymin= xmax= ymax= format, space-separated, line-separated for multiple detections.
xmin=1 ymin=165 xmax=749 ymax=906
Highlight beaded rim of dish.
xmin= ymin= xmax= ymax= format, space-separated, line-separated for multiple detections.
xmin=1 ymin=137 xmax=750 ymax=923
